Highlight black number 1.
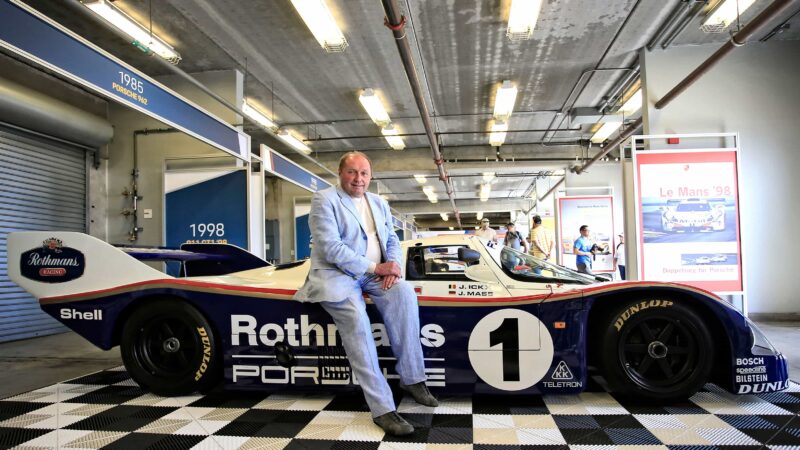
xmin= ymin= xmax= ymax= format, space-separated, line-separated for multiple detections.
xmin=489 ymin=317 xmax=520 ymax=381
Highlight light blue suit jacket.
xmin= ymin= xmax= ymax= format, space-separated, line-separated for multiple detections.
xmin=294 ymin=185 xmax=401 ymax=302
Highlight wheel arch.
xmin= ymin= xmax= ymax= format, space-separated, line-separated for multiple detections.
xmin=585 ymin=287 xmax=735 ymax=386
xmin=111 ymin=293 xmax=219 ymax=350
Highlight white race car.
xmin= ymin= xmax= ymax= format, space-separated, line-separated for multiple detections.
xmin=661 ymin=198 xmax=726 ymax=232
xmin=7 ymin=232 xmax=789 ymax=401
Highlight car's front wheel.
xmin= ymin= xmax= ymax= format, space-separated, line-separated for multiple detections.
xmin=121 ymin=299 xmax=221 ymax=396
xmin=599 ymin=298 xmax=713 ymax=401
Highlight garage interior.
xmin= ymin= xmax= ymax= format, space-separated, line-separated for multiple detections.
xmin=1 ymin=0 xmax=800 ymax=448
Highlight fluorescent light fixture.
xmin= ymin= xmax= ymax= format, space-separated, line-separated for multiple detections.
xmin=479 ymin=183 xmax=491 ymax=202
xmin=414 ymin=174 xmax=427 ymax=184
xmin=493 ymin=80 xmax=518 ymax=119
xmin=84 ymin=0 xmax=181 ymax=63
xmin=277 ymin=129 xmax=312 ymax=154
xmin=242 ymin=100 xmax=278 ymax=130
xmin=702 ymin=0 xmax=757 ymax=33
xmin=290 ymin=0 xmax=348 ymax=52
xmin=440 ymin=213 xmax=449 ymax=221
xmin=359 ymin=88 xmax=391 ymax=126
xmin=507 ymin=0 xmax=543 ymax=41
xmin=449 ymin=227 xmax=454 ymax=230
xmin=476 ymin=211 xmax=484 ymax=220
xmin=590 ymin=121 xmax=623 ymax=144
xmin=381 ymin=123 xmax=405 ymax=150
xmin=619 ymin=89 xmax=642 ymax=115
xmin=423 ymin=185 xmax=438 ymax=203
xmin=482 ymin=172 xmax=496 ymax=183
xmin=489 ymin=120 xmax=508 ymax=147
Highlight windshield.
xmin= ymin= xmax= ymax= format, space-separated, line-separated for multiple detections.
xmin=498 ymin=246 xmax=596 ymax=285
xmin=676 ymin=202 xmax=710 ymax=212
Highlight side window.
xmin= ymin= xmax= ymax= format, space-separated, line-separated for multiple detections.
xmin=406 ymin=245 xmax=469 ymax=281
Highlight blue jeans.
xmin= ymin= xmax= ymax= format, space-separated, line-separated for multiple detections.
xmin=321 ymin=274 xmax=427 ymax=417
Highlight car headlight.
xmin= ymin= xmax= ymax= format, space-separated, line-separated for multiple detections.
xmin=746 ymin=318 xmax=779 ymax=356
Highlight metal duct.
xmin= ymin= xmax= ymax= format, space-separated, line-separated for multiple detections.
xmin=0 ymin=76 xmax=113 ymax=148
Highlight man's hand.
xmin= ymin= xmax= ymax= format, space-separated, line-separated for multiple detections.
xmin=374 ymin=261 xmax=401 ymax=277
xmin=381 ymin=274 xmax=399 ymax=290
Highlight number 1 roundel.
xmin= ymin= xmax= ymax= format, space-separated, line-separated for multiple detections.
xmin=467 ymin=309 xmax=554 ymax=391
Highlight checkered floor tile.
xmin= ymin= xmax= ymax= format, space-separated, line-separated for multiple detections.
xmin=1 ymin=367 xmax=798 ymax=449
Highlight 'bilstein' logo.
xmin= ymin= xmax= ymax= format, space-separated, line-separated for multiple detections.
xmin=20 ymin=238 xmax=85 ymax=283
xmin=614 ymin=300 xmax=673 ymax=331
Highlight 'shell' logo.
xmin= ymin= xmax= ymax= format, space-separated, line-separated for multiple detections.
xmin=20 ymin=237 xmax=85 ymax=283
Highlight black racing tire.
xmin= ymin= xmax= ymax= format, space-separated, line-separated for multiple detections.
xmin=120 ymin=299 xmax=221 ymax=396
xmin=599 ymin=298 xmax=713 ymax=401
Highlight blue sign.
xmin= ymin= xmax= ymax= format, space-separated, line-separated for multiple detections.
xmin=392 ymin=216 xmax=403 ymax=229
xmin=266 ymin=149 xmax=330 ymax=192
xmin=0 ymin=0 xmax=248 ymax=160
xmin=165 ymin=170 xmax=248 ymax=273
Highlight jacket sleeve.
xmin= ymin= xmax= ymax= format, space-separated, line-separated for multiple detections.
xmin=309 ymin=191 xmax=370 ymax=277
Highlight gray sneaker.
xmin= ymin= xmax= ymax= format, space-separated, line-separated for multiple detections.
xmin=373 ymin=411 xmax=414 ymax=436
xmin=399 ymin=381 xmax=439 ymax=407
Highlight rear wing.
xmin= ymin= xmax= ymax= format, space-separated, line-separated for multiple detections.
xmin=8 ymin=232 xmax=273 ymax=300
xmin=8 ymin=232 xmax=168 ymax=300
xmin=117 ymin=244 xmax=271 ymax=276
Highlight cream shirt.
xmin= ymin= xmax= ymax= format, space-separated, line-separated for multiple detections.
xmin=351 ymin=195 xmax=382 ymax=272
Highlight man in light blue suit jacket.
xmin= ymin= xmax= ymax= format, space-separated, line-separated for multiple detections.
xmin=294 ymin=152 xmax=437 ymax=436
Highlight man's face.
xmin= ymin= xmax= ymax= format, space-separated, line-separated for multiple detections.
xmin=480 ymin=220 xmax=489 ymax=229
xmin=581 ymin=228 xmax=590 ymax=238
xmin=507 ymin=225 xmax=515 ymax=233
xmin=339 ymin=155 xmax=371 ymax=197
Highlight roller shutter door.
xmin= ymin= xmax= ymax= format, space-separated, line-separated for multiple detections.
xmin=0 ymin=126 xmax=87 ymax=342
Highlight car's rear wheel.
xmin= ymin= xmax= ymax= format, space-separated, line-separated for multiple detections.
xmin=599 ymin=298 xmax=713 ymax=401
xmin=121 ymin=299 xmax=221 ymax=396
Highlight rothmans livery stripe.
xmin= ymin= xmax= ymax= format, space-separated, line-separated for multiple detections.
xmin=41 ymin=278 xmax=721 ymax=307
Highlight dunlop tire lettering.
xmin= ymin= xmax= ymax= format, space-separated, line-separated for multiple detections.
xmin=614 ymin=299 xmax=674 ymax=331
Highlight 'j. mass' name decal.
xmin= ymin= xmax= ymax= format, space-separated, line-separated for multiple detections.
xmin=448 ymin=283 xmax=494 ymax=297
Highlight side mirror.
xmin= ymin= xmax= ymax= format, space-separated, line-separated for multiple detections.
xmin=458 ymin=248 xmax=481 ymax=265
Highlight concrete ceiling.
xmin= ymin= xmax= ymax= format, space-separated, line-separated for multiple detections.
xmin=17 ymin=0 xmax=800 ymax=228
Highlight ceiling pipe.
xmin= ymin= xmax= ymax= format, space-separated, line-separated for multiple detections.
xmin=660 ymin=1 xmax=705 ymax=49
xmin=656 ymin=0 xmax=792 ymax=110
xmin=646 ymin=0 xmax=693 ymax=51
xmin=303 ymin=127 xmax=581 ymax=142
xmin=381 ymin=0 xmax=461 ymax=227
xmin=538 ymin=176 xmax=566 ymax=201
xmin=63 ymin=0 xmax=338 ymax=179
xmin=598 ymin=64 xmax=640 ymax=114
xmin=573 ymin=117 xmax=643 ymax=174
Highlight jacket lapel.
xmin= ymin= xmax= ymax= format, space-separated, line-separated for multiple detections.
xmin=336 ymin=186 xmax=366 ymax=233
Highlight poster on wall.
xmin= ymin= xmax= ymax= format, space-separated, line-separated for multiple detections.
xmin=635 ymin=150 xmax=742 ymax=293
xmin=165 ymin=169 xmax=248 ymax=274
xmin=557 ymin=196 xmax=615 ymax=272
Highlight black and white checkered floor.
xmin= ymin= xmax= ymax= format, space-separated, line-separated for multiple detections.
xmin=1 ymin=367 xmax=799 ymax=449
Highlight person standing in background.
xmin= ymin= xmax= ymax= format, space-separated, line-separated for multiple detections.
xmin=573 ymin=225 xmax=595 ymax=274
xmin=503 ymin=223 xmax=529 ymax=252
xmin=615 ymin=233 xmax=626 ymax=280
xmin=475 ymin=218 xmax=498 ymax=243
xmin=530 ymin=215 xmax=554 ymax=261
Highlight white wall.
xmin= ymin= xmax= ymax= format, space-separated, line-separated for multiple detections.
xmin=641 ymin=40 xmax=800 ymax=315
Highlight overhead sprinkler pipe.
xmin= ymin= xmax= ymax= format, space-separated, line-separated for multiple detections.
xmin=381 ymin=0 xmax=461 ymax=227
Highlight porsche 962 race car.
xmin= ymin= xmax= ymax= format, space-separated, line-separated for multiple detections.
xmin=661 ymin=198 xmax=726 ymax=233
xmin=8 ymin=232 xmax=788 ymax=401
